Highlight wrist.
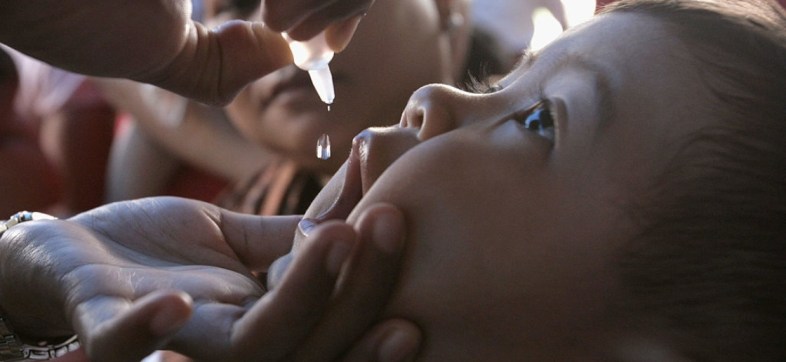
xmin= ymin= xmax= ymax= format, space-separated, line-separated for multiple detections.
xmin=0 ymin=316 xmax=79 ymax=361
xmin=0 ymin=212 xmax=80 ymax=361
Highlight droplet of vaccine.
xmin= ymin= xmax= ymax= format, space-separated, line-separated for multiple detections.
xmin=327 ymin=104 xmax=331 ymax=112
xmin=317 ymin=133 xmax=331 ymax=160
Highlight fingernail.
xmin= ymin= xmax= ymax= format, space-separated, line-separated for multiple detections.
xmin=326 ymin=14 xmax=364 ymax=52
xmin=298 ymin=218 xmax=318 ymax=238
xmin=373 ymin=211 xmax=403 ymax=254
xmin=267 ymin=253 xmax=294 ymax=290
xmin=326 ymin=239 xmax=352 ymax=276
xmin=378 ymin=328 xmax=418 ymax=362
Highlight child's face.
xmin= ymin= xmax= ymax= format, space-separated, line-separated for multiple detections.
xmin=294 ymin=11 xmax=717 ymax=359
xmin=218 ymin=0 xmax=461 ymax=173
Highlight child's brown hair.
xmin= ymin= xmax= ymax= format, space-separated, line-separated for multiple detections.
xmin=603 ymin=0 xmax=786 ymax=360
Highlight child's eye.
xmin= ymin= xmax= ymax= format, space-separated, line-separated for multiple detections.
xmin=517 ymin=102 xmax=555 ymax=141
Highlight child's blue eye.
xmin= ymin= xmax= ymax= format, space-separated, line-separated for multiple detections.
xmin=519 ymin=102 xmax=555 ymax=141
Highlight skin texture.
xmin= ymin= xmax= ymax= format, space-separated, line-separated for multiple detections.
xmin=0 ymin=0 xmax=373 ymax=105
xmin=0 ymin=197 xmax=419 ymax=361
xmin=263 ymin=0 xmax=375 ymax=45
xmin=282 ymin=12 xmax=719 ymax=360
xmin=225 ymin=0 xmax=467 ymax=174
xmin=98 ymin=0 xmax=469 ymax=203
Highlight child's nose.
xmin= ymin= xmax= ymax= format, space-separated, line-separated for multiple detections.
xmin=400 ymin=83 xmax=470 ymax=140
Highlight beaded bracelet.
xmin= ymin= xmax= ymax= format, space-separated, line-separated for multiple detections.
xmin=0 ymin=212 xmax=80 ymax=361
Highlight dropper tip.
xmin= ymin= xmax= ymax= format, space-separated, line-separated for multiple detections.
xmin=308 ymin=67 xmax=335 ymax=105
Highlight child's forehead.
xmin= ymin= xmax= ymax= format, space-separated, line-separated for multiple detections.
xmin=493 ymin=12 xmax=718 ymax=149
xmin=496 ymin=12 xmax=683 ymax=93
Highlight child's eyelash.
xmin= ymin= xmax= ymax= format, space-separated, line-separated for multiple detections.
xmin=462 ymin=76 xmax=502 ymax=94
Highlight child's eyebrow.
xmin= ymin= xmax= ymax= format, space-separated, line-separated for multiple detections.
xmin=520 ymin=50 xmax=538 ymax=71
xmin=560 ymin=54 xmax=616 ymax=129
xmin=504 ymin=51 xmax=616 ymax=127
xmin=498 ymin=50 xmax=538 ymax=86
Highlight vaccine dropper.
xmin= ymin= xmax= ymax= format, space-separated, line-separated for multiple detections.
xmin=284 ymin=32 xmax=335 ymax=105
xmin=284 ymin=32 xmax=336 ymax=160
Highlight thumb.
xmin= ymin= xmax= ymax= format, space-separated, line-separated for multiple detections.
xmin=211 ymin=21 xmax=293 ymax=101
xmin=82 ymin=291 xmax=192 ymax=362
xmin=146 ymin=21 xmax=293 ymax=106
xmin=220 ymin=212 xmax=302 ymax=271
xmin=325 ymin=14 xmax=364 ymax=53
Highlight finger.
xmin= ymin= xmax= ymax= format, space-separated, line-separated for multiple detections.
xmin=266 ymin=252 xmax=294 ymax=290
xmin=295 ymin=203 xmax=407 ymax=360
xmin=325 ymin=14 xmax=364 ymax=53
xmin=341 ymin=319 xmax=421 ymax=362
xmin=262 ymin=0 xmax=337 ymax=32
xmin=144 ymin=20 xmax=292 ymax=105
xmin=219 ymin=210 xmax=302 ymax=270
xmin=163 ymin=302 xmax=252 ymax=359
xmin=284 ymin=0 xmax=372 ymax=41
xmin=210 ymin=21 xmax=293 ymax=103
xmin=78 ymin=291 xmax=192 ymax=362
xmin=229 ymin=222 xmax=356 ymax=360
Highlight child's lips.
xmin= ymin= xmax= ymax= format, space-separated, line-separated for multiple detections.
xmin=295 ymin=126 xmax=420 ymax=239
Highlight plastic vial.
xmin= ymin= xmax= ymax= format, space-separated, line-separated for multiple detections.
xmin=284 ymin=32 xmax=335 ymax=105
xmin=284 ymin=32 xmax=335 ymax=160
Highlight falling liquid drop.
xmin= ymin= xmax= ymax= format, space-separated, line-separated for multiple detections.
xmin=327 ymin=104 xmax=331 ymax=112
xmin=317 ymin=133 xmax=331 ymax=160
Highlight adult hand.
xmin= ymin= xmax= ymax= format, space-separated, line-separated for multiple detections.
xmin=263 ymin=0 xmax=375 ymax=52
xmin=268 ymin=203 xmax=420 ymax=361
xmin=0 ymin=0 xmax=291 ymax=105
xmin=0 ymin=197 xmax=419 ymax=361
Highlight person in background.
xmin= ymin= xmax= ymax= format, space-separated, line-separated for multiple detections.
xmin=102 ymin=0 xmax=507 ymax=218
xmin=0 ymin=47 xmax=115 ymax=217
xmin=471 ymin=0 xmax=568 ymax=66
xmin=0 ymin=48 xmax=59 ymax=215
